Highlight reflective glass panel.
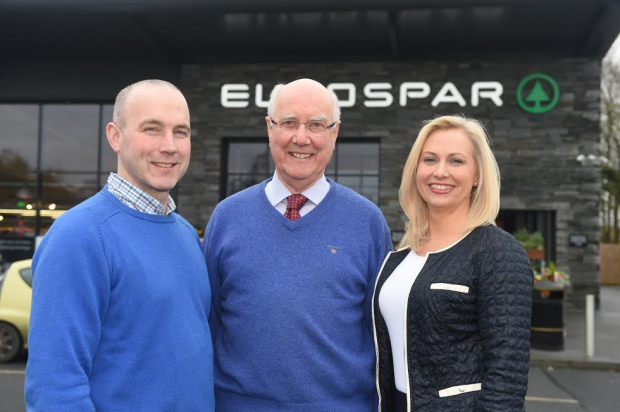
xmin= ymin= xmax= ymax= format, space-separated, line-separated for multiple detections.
xmin=42 ymin=105 xmax=99 ymax=172
xmin=20 ymin=267 xmax=33 ymax=287
xmin=336 ymin=143 xmax=379 ymax=175
xmin=228 ymin=143 xmax=270 ymax=175
xmin=40 ymin=173 xmax=98 ymax=235
xmin=100 ymin=104 xmax=117 ymax=173
xmin=41 ymin=173 xmax=99 ymax=211
xmin=225 ymin=141 xmax=380 ymax=201
xmin=0 ymin=171 xmax=38 ymax=263
xmin=227 ymin=174 xmax=271 ymax=196
xmin=0 ymin=105 xmax=39 ymax=172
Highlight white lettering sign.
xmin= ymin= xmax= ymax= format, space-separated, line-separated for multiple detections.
xmin=254 ymin=84 xmax=270 ymax=108
xmin=400 ymin=82 xmax=431 ymax=106
xmin=221 ymin=84 xmax=250 ymax=108
xmin=431 ymin=82 xmax=466 ymax=107
xmin=221 ymin=81 xmax=505 ymax=109
xmin=363 ymin=83 xmax=393 ymax=108
xmin=471 ymin=82 xmax=503 ymax=107
xmin=327 ymin=83 xmax=356 ymax=107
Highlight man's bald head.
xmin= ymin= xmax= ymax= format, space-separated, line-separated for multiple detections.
xmin=267 ymin=78 xmax=341 ymax=123
xmin=113 ymin=79 xmax=182 ymax=128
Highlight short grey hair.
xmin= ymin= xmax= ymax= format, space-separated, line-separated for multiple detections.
xmin=267 ymin=83 xmax=341 ymax=122
xmin=113 ymin=79 xmax=181 ymax=128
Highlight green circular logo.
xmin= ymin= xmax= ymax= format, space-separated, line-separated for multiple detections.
xmin=516 ymin=73 xmax=560 ymax=114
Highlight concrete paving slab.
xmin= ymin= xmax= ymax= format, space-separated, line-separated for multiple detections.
xmin=530 ymin=286 xmax=620 ymax=370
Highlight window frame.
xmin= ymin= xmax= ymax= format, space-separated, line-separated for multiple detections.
xmin=221 ymin=137 xmax=381 ymax=204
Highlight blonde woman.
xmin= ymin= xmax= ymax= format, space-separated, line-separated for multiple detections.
xmin=372 ymin=115 xmax=532 ymax=412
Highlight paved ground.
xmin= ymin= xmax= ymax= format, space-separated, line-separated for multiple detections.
xmin=526 ymin=365 xmax=620 ymax=412
xmin=0 ymin=360 xmax=25 ymax=412
xmin=3 ymin=286 xmax=618 ymax=410
xmin=531 ymin=286 xmax=620 ymax=369
xmin=2 ymin=361 xmax=619 ymax=411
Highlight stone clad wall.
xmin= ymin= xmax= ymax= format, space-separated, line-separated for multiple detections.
xmin=179 ymin=59 xmax=601 ymax=303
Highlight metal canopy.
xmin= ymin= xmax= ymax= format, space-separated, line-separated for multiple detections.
xmin=1 ymin=0 xmax=618 ymax=63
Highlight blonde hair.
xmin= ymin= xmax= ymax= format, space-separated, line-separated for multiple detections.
xmin=398 ymin=115 xmax=500 ymax=250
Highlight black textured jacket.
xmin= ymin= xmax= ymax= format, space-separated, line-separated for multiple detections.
xmin=372 ymin=225 xmax=533 ymax=412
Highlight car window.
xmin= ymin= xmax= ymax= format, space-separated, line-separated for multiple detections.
xmin=20 ymin=267 xmax=33 ymax=287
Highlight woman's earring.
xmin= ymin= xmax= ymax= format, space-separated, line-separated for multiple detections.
xmin=474 ymin=182 xmax=478 ymax=186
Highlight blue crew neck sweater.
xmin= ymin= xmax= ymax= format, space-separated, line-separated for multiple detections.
xmin=26 ymin=189 xmax=214 ymax=411
xmin=204 ymin=178 xmax=392 ymax=412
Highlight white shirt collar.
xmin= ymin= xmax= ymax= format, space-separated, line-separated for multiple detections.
xmin=266 ymin=172 xmax=330 ymax=207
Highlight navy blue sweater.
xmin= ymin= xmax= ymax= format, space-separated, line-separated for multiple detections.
xmin=26 ymin=189 xmax=214 ymax=411
xmin=204 ymin=178 xmax=392 ymax=411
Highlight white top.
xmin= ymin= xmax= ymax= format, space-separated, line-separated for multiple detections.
xmin=378 ymin=250 xmax=427 ymax=393
xmin=265 ymin=172 xmax=330 ymax=216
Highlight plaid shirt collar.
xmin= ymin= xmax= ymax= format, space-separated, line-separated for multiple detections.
xmin=106 ymin=173 xmax=176 ymax=215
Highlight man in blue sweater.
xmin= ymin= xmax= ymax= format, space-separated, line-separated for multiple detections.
xmin=25 ymin=80 xmax=214 ymax=411
xmin=204 ymin=78 xmax=392 ymax=411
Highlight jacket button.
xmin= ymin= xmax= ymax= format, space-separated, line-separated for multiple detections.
xmin=459 ymin=387 xmax=465 ymax=392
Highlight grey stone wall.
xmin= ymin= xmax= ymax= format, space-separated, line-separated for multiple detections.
xmin=178 ymin=59 xmax=601 ymax=303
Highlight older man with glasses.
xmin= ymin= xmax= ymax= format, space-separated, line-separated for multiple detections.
xmin=203 ymin=78 xmax=392 ymax=411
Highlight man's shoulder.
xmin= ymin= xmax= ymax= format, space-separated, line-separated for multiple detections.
xmin=34 ymin=192 xmax=118 ymax=263
xmin=172 ymin=213 xmax=200 ymax=237
xmin=50 ymin=191 xmax=118 ymax=232
xmin=213 ymin=181 xmax=265 ymax=214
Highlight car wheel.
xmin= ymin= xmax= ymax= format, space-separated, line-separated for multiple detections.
xmin=0 ymin=322 xmax=22 ymax=363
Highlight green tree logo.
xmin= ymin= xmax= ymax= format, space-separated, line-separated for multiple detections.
xmin=516 ymin=73 xmax=560 ymax=114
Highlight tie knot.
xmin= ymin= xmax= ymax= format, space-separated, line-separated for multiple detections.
xmin=285 ymin=194 xmax=308 ymax=221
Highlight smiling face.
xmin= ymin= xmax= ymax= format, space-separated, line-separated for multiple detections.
xmin=106 ymin=84 xmax=191 ymax=205
xmin=266 ymin=79 xmax=340 ymax=193
xmin=416 ymin=128 xmax=478 ymax=215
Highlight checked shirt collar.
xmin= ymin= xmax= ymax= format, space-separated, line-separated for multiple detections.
xmin=106 ymin=173 xmax=176 ymax=215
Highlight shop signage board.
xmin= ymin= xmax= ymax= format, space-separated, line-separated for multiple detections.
xmin=220 ymin=73 xmax=560 ymax=114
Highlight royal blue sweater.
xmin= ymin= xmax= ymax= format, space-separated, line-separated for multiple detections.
xmin=204 ymin=178 xmax=392 ymax=411
xmin=26 ymin=189 xmax=214 ymax=411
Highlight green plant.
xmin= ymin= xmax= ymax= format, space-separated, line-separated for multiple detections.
xmin=534 ymin=261 xmax=570 ymax=283
xmin=513 ymin=228 xmax=544 ymax=250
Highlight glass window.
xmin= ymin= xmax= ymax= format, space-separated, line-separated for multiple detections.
xmin=225 ymin=142 xmax=274 ymax=196
xmin=19 ymin=267 xmax=33 ymax=287
xmin=225 ymin=140 xmax=380 ymax=203
xmin=41 ymin=173 xmax=98 ymax=211
xmin=100 ymin=104 xmax=117 ymax=173
xmin=336 ymin=143 xmax=379 ymax=175
xmin=327 ymin=142 xmax=380 ymax=204
xmin=496 ymin=210 xmax=556 ymax=263
xmin=0 ymin=105 xmax=39 ymax=172
xmin=0 ymin=103 xmax=114 ymax=262
xmin=40 ymin=173 xmax=98 ymax=235
xmin=0 ymin=171 xmax=37 ymax=261
xmin=42 ymin=105 xmax=100 ymax=172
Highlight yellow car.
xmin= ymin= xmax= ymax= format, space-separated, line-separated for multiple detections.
xmin=0 ymin=259 xmax=32 ymax=363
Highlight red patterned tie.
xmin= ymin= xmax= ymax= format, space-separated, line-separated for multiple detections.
xmin=284 ymin=194 xmax=308 ymax=221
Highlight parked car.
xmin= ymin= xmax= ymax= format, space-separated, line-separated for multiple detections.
xmin=0 ymin=259 xmax=32 ymax=363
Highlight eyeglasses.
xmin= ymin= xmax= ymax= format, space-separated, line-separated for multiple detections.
xmin=270 ymin=118 xmax=337 ymax=134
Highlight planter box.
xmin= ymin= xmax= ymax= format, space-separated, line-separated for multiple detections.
xmin=526 ymin=249 xmax=545 ymax=260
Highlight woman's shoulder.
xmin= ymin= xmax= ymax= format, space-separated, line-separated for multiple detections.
xmin=471 ymin=224 xmax=522 ymax=249
xmin=471 ymin=225 xmax=532 ymax=271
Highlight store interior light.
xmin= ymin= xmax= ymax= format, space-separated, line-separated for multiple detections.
xmin=26 ymin=204 xmax=33 ymax=210
xmin=49 ymin=203 xmax=57 ymax=210
xmin=0 ymin=208 xmax=67 ymax=219
xmin=0 ymin=215 xmax=4 ymax=222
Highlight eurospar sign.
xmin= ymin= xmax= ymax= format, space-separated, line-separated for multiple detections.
xmin=221 ymin=82 xmax=503 ymax=108
xmin=220 ymin=74 xmax=560 ymax=114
